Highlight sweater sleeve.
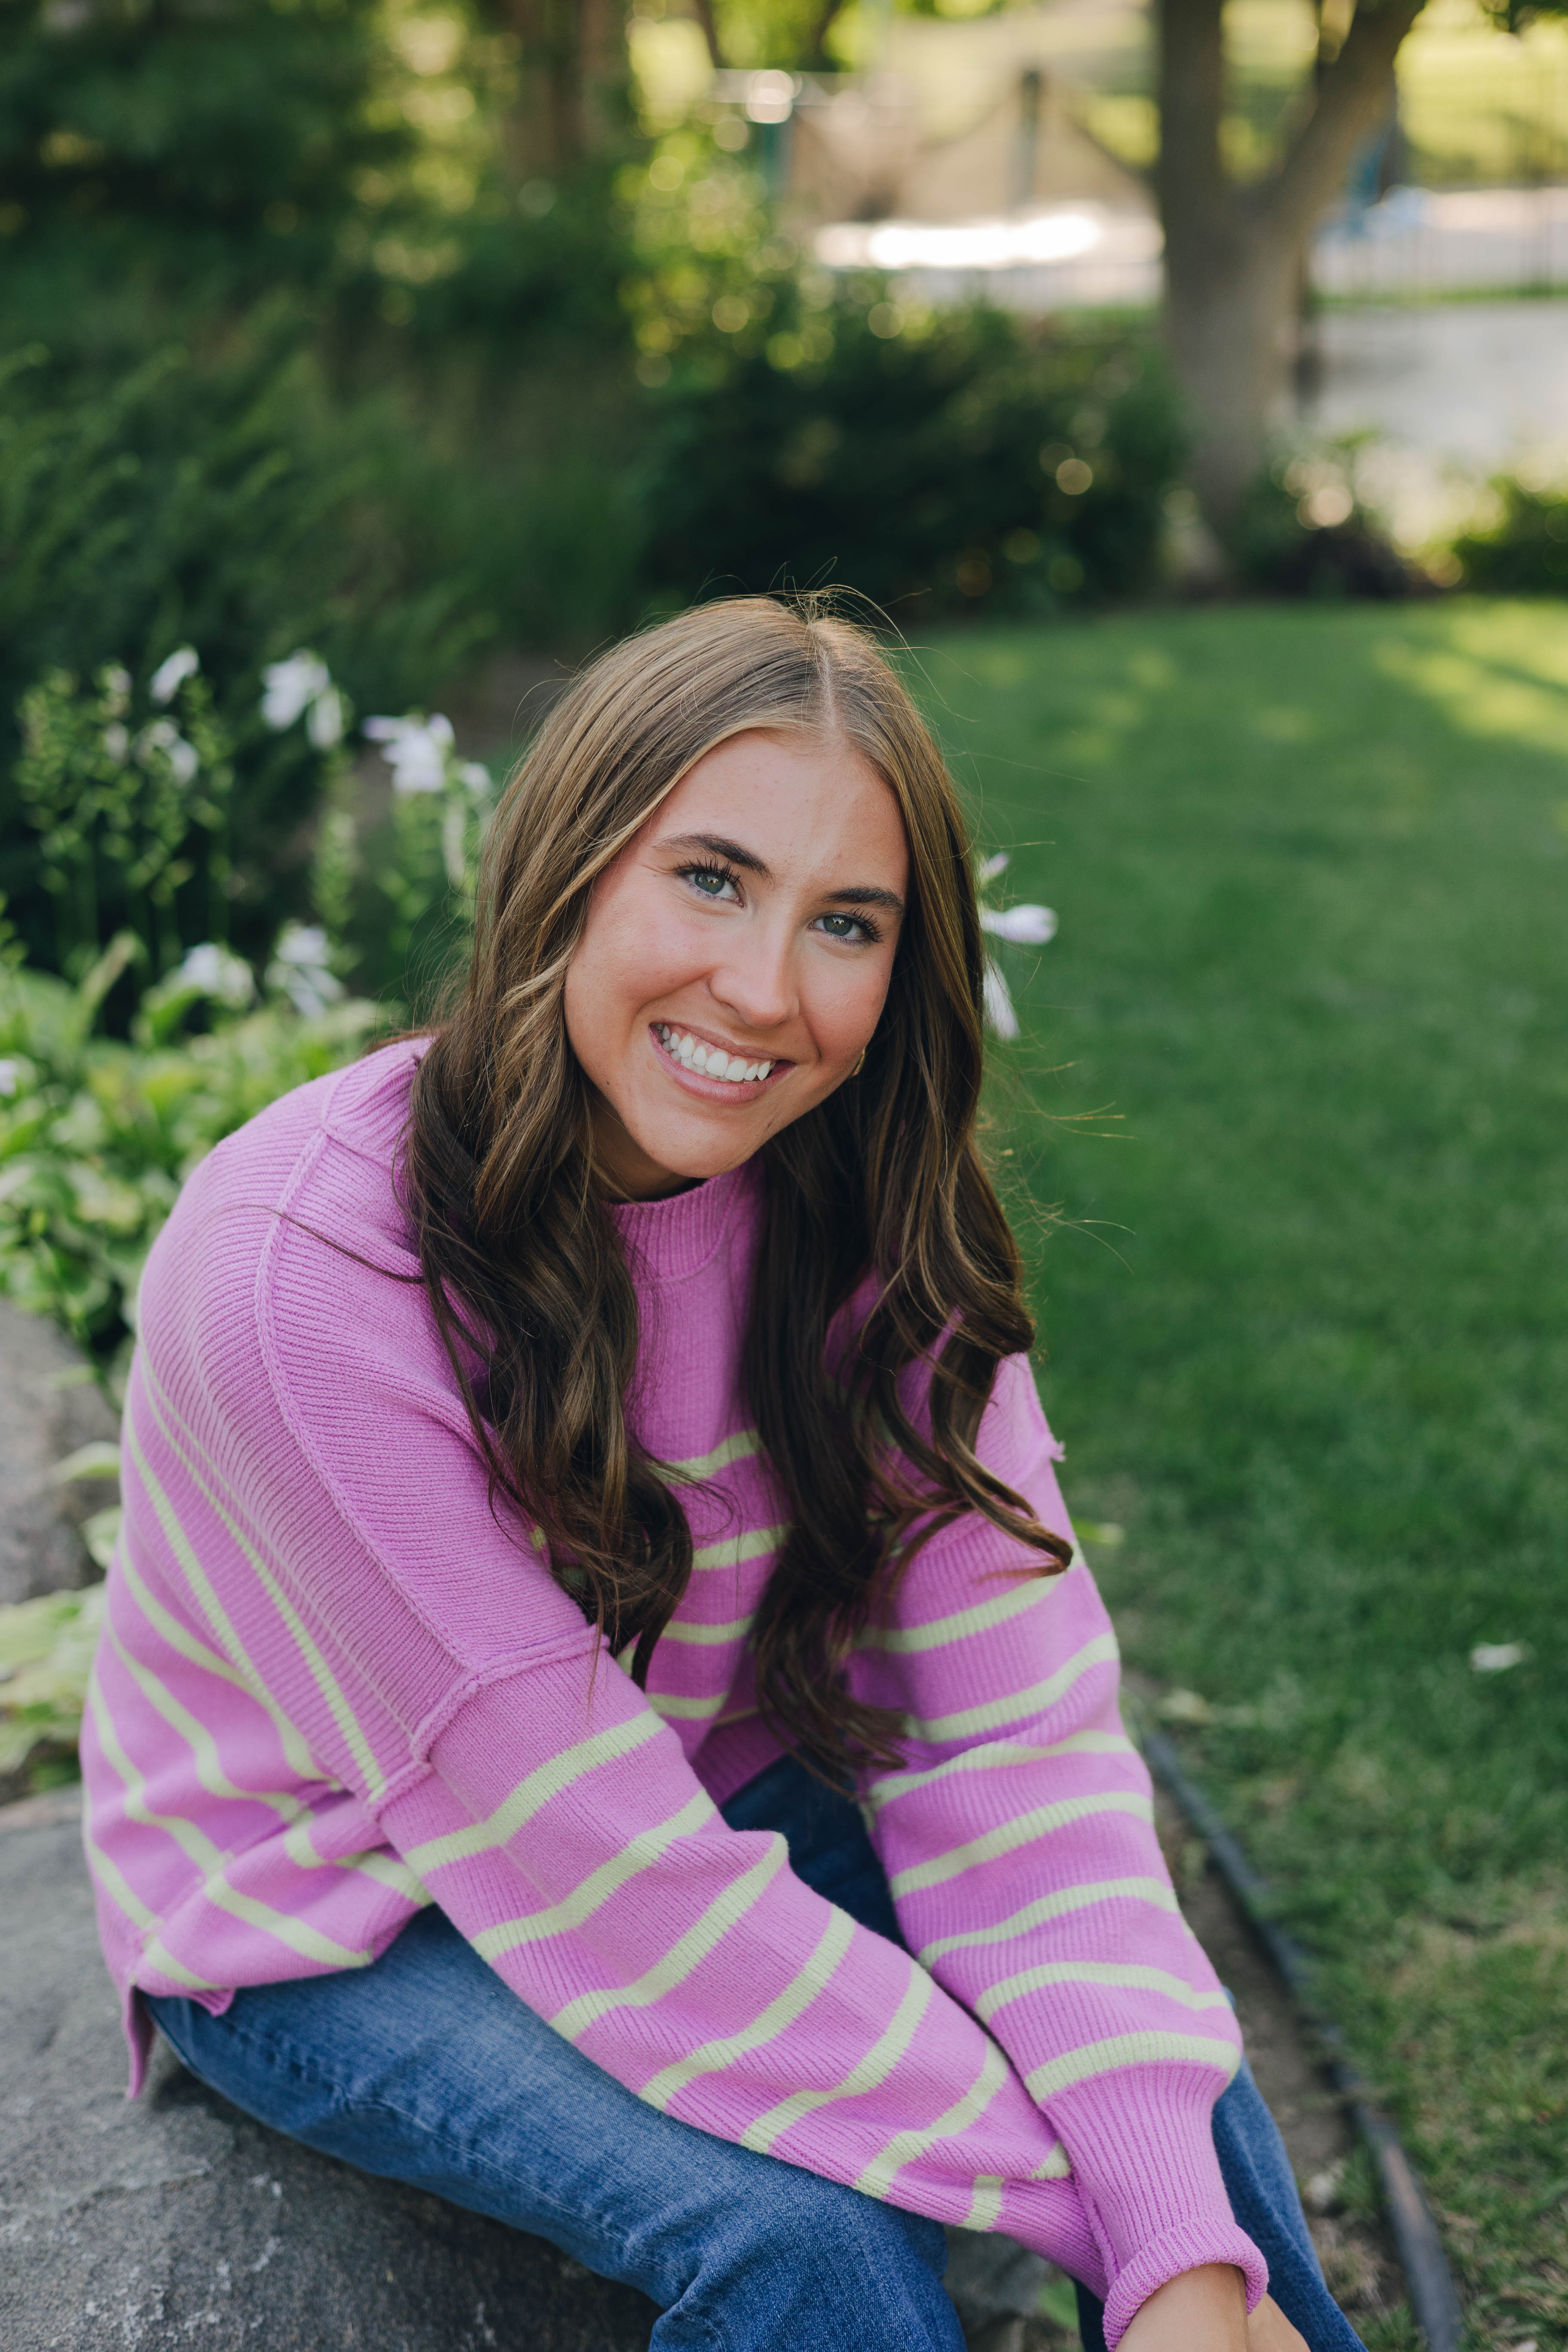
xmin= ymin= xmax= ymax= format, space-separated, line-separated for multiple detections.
xmin=848 ymin=1355 xmax=1267 ymax=2346
xmin=215 ymin=1190 xmax=1112 ymax=2288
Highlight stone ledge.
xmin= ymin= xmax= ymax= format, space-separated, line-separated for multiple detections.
xmin=0 ymin=1299 xmax=119 ymax=1609
xmin=0 ymin=1796 xmax=659 ymax=2352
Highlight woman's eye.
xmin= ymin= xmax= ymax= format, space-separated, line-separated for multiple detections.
xmin=813 ymin=912 xmax=874 ymax=943
xmin=684 ymin=866 xmax=739 ymax=901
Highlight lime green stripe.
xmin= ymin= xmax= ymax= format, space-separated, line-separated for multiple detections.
xmin=691 ymin=1524 xmax=787 ymax=1574
xmin=889 ymin=1790 xmax=1153 ymax=1899
xmin=106 ymin=1619 xmax=307 ymax=1835
xmin=642 ymin=1903 xmax=855 ymax=2112
xmin=1024 ymin=2030 xmax=1240 ymax=2104
xmin=402 ymin=1710 xmax=664 ymax=1874
xmin=960 ymin=2176 xmax=1006 ymax=2231
xmin=864 ymin=1728 xmax=1135 ymax=1815
xmin=975 ymin=1959 xmax=1232 ymax=2028
xmin=82 ymin=1838 xmax=220 ymax=1994
xmin=115 ymin=1540 xmax=251 ymax=1693
xmin=136 ymin=1360 xmax=387 ymax=1803
xmin=647 ymin=1688 xmax=726 ymax=1721
xmin=122 ymin=1410 xmax=321 ymax=1787
xmin=903 ymin=1629 xmax=1119 ymax=1746
xmin=551 ymin=1835 xmax=788 ymax=2043
xmin=853 ymin=2038 xmax=1010 ymax=2202
xmin=474 ymin=1791 xmax=715 ymax=1958
xmin=658 ymin=1612 xmax=756 ymax=1646
xmin=87 ymin=1676 xmax=372 ymax=1972
xmin=662 ymin=1428 xmax=762 ymax=1484
xmin=918 ymin=1875 xmax=1178 ymax=1966
xmin=111 ymin=1548 xmax=426 ymax=1908
xmin=741 ymin=1954 xmax=936 ymax=2156
xmin=859 ymin=1551 xmax=1080 ymax=1654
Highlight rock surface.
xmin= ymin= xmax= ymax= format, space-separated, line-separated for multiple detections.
xmin=0 ymin=1302 xmax=119 ymax=1606
xmin=0 ymin=1781 xmax=1393 ymax=2349
xmin=0 ymin=1791 xmax=659 ymax=2352
xmin=0 ymin=1791 xmax=1051 ymax=2352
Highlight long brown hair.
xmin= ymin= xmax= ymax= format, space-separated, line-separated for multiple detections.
xmin=403 ymin=594 xmax=1070 ymax=1777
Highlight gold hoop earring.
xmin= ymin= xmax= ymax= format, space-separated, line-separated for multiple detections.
xmin=852 ymin=1048 xmax=867 ymax=1076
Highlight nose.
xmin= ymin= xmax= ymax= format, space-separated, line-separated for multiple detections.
xmin=707 ymin=917 xmax=799 ymax=1036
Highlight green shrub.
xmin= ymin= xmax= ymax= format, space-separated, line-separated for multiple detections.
xmin=14 ymin=656 xmax=240 ymax=989
xmin=1226 ymin=449 xmax=1425 ymax=599
xmin=0 ymin=334 xmax=495 ymax=972
xmin=634 ymin=295 xmax=1185 ymax=621
xmin=0 ymin=937 xmax=381 ymax=1367
xmin=0 ymin=0 xmax=406 ymax=344
xmin=1452 ymin=474 xmax=1568 ymax=595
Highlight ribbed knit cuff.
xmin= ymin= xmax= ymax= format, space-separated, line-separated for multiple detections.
xmin=1044 ymin=2069 xmax=1268 ymax=2349
xmin=1099 ymin=2221 xmax=1267 ymax=2349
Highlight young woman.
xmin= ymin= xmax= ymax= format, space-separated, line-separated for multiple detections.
xmin=83 ymin=598 xmax=1361 ymax=2352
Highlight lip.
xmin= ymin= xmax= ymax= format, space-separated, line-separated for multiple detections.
xmin=648 ymin=1021 xmax=793 ymax=1104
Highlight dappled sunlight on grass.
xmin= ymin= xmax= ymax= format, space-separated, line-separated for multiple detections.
xmin=919 ymin=599 xmax=1568 ymax=2344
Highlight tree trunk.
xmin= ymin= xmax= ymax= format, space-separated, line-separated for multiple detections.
xmin=1163 ymin=224 xmax=1301 ymax=522
xmin=483 ymin=0 xmax=630 ymax=183
xmin=1155 ymin=0 xmax=1425 ymax=528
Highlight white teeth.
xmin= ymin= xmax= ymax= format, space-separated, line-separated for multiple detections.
xmin=657 ymin=1027 xmax=775 ymax=1083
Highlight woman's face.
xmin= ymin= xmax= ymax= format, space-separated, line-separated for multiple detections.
xmin=564 ymin=727 xmax=909 ymax=1199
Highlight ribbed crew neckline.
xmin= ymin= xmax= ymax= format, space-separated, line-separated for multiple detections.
xmin=610 ymin=1159 xmax=753 ymax=1282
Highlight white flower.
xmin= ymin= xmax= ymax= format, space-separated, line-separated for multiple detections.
xmin=1470 ymin=1642 xmax=1526 ymax=1674
xmin=262 ymin=651 xmax=333 ymax=732
xmin=175 ymin=942 xmax=256 ymax=1010
xmin=149 ymin=646 xmax=201 ymax=705
xmin=102 ymin=722 xmax=129 ymax=765
xmin=266 ymin=921 xmax=346 ymax=1018
xmin=306 ymin=687 xmax=346 ymax=750
xmin=982 ymin=959 xmax=1020 ymax=1041
xmin=0 ymin=1059 xmax=18 ymax=1098
xmin=976 ymin=851 xmax=1057 ymax=1034
xmin=980 ymin=902 xmax=1057 ymax=946
xmin=458 ymin=760 xmax=492 ymax=796
xmin=364 ymin=713 xmax=455 ymax=795
xmin=138 ymin=719 xmax=199 ymax=787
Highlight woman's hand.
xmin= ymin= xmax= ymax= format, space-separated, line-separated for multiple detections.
xmin=1118 ymin=2266 xmax=1309 ymax=2352
xmin=1119 ymin=2264 xmax=1247 ymax=2352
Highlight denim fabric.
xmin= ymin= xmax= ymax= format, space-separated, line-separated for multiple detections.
xmin=147 ymin=1752 xmax=1364 ymax=2351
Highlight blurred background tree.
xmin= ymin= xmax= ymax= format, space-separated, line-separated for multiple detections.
xmin=4 ymin=0 xmax=1567 ymax=996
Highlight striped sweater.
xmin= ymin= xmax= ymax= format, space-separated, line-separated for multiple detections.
xmin=82 ymin=1040 xmax=1265 ymax=2345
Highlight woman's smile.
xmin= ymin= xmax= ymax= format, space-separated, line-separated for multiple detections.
xmin=649 ymin=1020 xmax=788 ymax=1098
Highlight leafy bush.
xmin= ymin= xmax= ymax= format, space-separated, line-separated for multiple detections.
xmin=15 ymin=655 xmax=242 ymax=989
xmin=0 ymin=1583 xmax=107 ymax=1789
xmin=1226 ymin=448 xmax=1427 ymax=599
xmin=0 ymin=937 xmax=382 ymax=1368
xmin=0 ymin=333 xmax=499 ymax=971
xmin=634 ymin=289 xmax=1184 ymax=622
xmin=1451 ymin=473 xmax=1568 ymax=595
xmin=0 ymin=0 xmax=407 ymax=346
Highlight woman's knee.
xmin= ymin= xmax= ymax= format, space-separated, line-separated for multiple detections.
xmin=658 ymin=2160 xmax=960 ymax=2352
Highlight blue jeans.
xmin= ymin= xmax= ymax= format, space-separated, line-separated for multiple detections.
xmin=148 ymin=1755 xmax=1364 ymax=2352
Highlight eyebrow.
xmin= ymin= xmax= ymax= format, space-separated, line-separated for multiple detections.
xmin=657 ymin=831 xmax=905 ymax=916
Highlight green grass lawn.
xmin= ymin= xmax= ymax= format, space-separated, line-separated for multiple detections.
xmin=920 ymin=601 xmax=1567 ymax=2352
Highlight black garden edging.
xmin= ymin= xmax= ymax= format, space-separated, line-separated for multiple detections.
xmin=1136 ymin=1718 xmax=1465 ymax=2352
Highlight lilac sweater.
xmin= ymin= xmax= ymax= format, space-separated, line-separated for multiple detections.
xmin=81 ymin=1041 xmax=1265 ymax=2344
